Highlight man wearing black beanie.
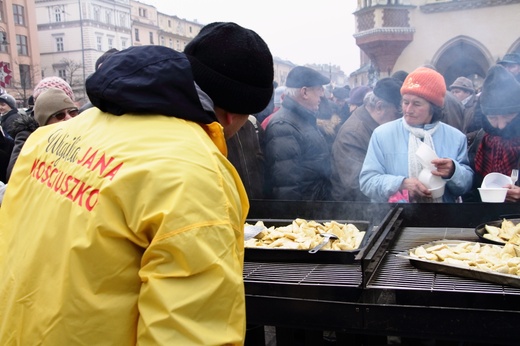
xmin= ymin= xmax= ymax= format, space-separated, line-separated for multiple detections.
xmin=0 ymin=22 xmax=273 ymax=345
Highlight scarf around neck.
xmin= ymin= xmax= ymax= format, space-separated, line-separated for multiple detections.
xmin=403 ymin=120 xmax=440 ymax=178
xmin=474 ymin=114 xmax=520 ymax=177
xmin=403 ymin=120 xmax=443 ymax=203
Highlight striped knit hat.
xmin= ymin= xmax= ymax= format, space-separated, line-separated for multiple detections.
xmin=33 ymin=77 xmax=75 ymax=102
xmin=400 ymin=67 xmax=446 ymax=107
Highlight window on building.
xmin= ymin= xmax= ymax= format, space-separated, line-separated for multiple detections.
xmin=58 ymin=69 xmax=66 ymax=79
xmin=0 ymin=31 xmax=8 ymax=53
xmin=94 ymin=6 xmax=100 ymax=21
xmin=160 ymin=36 xmax=164 ymax=46
xmin=106 ymin=10 xmax=112 ymax=25
xmin=149 ymin=32 xmax=154 ymax=44
xmin=169 ymin=38 xmax=173 ymax=48
xmin=19 ymin=64 xmax=31 ymax=90
xmin=0 ymin=6 xmax=4 ymax=23
xmin=134 ymin=28 xmax=140 ymax=42
xmin=54 ymin=6 xmax=63 ymax=22
xmin=108 ymin=37 xmax=113 ymax=49
xmin=121 ymin=38 xmax=127 ymax=49
xmin=16 ymin=34 xmax=28 ymax=55
xmin=120 ymin=14 xmax=127 ymax=27
xmin=96 ymin=36 xmax=102 ymax=51
xmin=189 ymin=26 xmax=192 ymax=33
xmin=13 ymin=5 xmax=25 ymax=26
xmin=139 ymin=8 xmax=147 ymax=18
xmin=56 ymin=36 xmax=64 ymax=52
xmin=176 ymin=40 xmax=180 ymax=50
xmin=168 ymin=20 xmax=171 ymax=28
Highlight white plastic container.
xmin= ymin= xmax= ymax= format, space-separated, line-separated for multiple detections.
xmin=418 ymin=168 xmax=446 ymax=199
xmin=478 ymin=187 xmax=508 ymax=203
xmin=482 ymin=172 xmax=512 ymax=188
xmin=429 ymin=184 xmax=446 ymax=199
xmin=415 ymin=142 xmax=438 ymax=169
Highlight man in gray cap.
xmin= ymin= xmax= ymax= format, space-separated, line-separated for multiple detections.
xmin=331 ymin=77 xmax=402 ymax=201
xmin=264 ymin=65 xmax=331 ymax=200
xmin=448 ymin=76 xmax=478 ymax=133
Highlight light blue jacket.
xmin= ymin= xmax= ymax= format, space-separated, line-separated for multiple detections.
xmin=360 ymin=118 xmax=474 ymax=202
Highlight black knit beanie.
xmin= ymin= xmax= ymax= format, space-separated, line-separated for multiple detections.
xmin=480 ymin=64 xmax=520 ymax=115
xmin=184 ymin=22 xmax=274 ymax=115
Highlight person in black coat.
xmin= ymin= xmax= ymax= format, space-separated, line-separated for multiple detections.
xmin=264 ymin=66 xmax=331 ymax=200
xmin=0 ymin=126 xmax=13 ymax=183
xmin=226 ymin=116 xmax=266 ymax=199
xmin=463 ymin=65 xmax=520 ymax=203
xmin=0 ymin=94 xmax=21 ymax=138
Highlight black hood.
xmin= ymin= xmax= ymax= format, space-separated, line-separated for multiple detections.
xmin=86 ymin=46 xmax=216 ymax=124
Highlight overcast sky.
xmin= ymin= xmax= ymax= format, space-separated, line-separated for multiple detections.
xmin=142 ymin=0 xmax=361 ymax=74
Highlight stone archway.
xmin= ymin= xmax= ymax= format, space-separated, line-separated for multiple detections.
xmin=432 ymin=36 xmax=493 ymax=91
xmin=505 ymin=38 xmax=520 ymax=56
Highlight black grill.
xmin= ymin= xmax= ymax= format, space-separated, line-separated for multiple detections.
xmin=244 ymin=261 xmax=362 ymax=286
xmin=244 ymin=202 xmax=520 ymax=344
xmin=368 ymin=226 xmax=520 ymax=296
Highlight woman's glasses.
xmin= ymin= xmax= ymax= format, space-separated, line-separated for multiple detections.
xmin=47 ymin=108 xmax=79 ymax=123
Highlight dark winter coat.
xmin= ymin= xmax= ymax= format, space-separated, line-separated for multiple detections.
xmin=442 ymin=91 xmax=465 ymax=132
xmin=1 ymin=109 xmax=22 ymax=138
xmin=0 ymin=128 xmax=13 ymax=183
xmin=330 ymin=105 xmax=378 ymax=201
xmin=6 ymin=114 xmax=39 ymax=181
xmin=463 ymin=114 xmax=520 ymax=202
xmin=227 ymin=118 xmax=265 ymax=199
xmin=264 ymin=96 xmax=331 ymax=200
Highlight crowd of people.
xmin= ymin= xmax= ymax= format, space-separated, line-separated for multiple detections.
xmin=243 ymin=54 xmax=520 ymax=204
xmin=0 ymin=21 xmax=518 ymax=344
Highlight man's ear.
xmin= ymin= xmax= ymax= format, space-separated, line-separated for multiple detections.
xmin=375 ymin=100 xmax=385 ymax=112
xmin=214 ymin=107 xmax=231 ymax=126
xmin=224 ymin=112 xmax=234 ymax=125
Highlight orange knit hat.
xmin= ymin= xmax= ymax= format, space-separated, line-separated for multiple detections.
xmin=400 ymin=67 xmax=446 ymax=107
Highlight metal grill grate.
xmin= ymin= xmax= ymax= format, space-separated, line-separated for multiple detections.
xmin=368 ymin=227 xmax=520 ymax=295
xmin=244 ymin=261 xmax=362 ymax=286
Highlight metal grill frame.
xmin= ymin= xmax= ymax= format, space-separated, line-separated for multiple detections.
xmin=244 ymin=202 xmax=520 ymax=344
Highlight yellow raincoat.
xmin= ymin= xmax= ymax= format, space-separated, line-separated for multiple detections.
xmin=0 ymin=109 xmax=249 ymax=345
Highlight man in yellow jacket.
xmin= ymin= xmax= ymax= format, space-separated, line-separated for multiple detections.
xmin=0 ymin=22 xmax=274 ymax=345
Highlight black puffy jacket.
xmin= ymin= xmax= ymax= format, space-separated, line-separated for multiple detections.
xmin=264 ymin=96 xmax=331 ymax=200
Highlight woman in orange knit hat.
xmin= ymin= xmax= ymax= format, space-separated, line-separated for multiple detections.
xmin=359 ymin=66 xmax=474 ymax=203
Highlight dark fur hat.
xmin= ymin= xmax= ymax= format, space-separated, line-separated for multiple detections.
xmin=374 ymin=77 xmax=403 ymax=109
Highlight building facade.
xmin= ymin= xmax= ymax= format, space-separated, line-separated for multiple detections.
xmin=35 ymin=0 xmax=204 ymax=105
xmin=36 ymin=0 xmax=132 ymax=104
xmin=0 ymin=0 xmax=40 ymax=107
xmin=351 ymin=0 xmax=520 ymax=89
